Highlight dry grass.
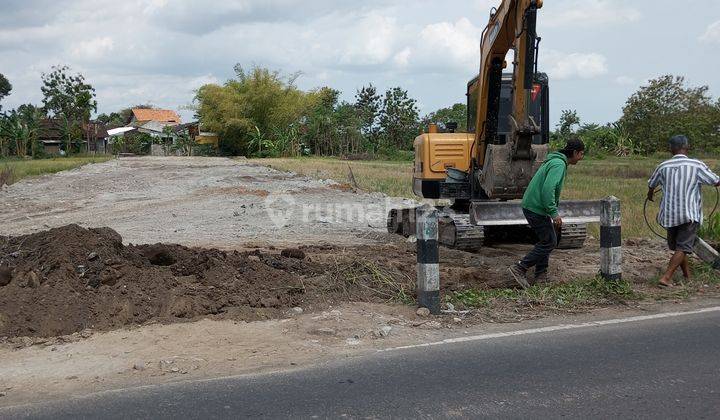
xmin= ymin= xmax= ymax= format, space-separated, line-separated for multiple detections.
xmin=257 ymin=157 xmax=414 ymax=198
xmin=0 ymin=156 xmax=113 ymax=186
xmin=253 ymin=155 xmax=720 ymax=239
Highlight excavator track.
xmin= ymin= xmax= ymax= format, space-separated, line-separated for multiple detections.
xmin=387 ymin=207 xmax=484 ymax=251
xmin=438 ymin=212 xmax=485 ymax=251
xmin=387 ymin=208 xmax=585 ymax=251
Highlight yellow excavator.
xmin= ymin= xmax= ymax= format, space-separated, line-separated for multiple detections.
xmin=387 ymin=0 xmax=588 ymax=250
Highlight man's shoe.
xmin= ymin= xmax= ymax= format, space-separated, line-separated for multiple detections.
xmin=508 ymin=264 xmax=530 ymax=289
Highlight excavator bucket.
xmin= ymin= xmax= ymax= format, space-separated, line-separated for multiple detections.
xmin=469 ymin=200 xmax=602 ymax=226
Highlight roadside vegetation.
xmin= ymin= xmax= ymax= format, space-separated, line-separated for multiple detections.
xmin=332 ymin=256 xmax=719 ymax=316
xmin=446 ymin=260 xmax=720 ymax=314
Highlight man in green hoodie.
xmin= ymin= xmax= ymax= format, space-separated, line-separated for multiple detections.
xmin=508 ymin=138 xmax=586 ymax=288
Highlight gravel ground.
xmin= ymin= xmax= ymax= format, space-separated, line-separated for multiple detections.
xmin=0 ymin=157 xmax=415 ymax=248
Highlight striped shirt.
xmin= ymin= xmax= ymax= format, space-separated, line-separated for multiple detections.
xmin=648 ymin=155 xmax=720 ymax=228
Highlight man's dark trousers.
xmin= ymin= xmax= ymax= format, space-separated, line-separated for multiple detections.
xmin=519 ymin=208 xmax=558 ymax=275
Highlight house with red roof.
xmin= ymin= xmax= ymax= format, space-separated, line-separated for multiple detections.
xmin=129 ymin=108 xmax=181 ymax=125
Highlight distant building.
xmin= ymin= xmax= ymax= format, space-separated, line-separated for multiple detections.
xmin=130 ymin=108 xmax=181 ymax=126
xmin=106 ymin=110 xmax=216 ymax=155
xmin=37 ymin=119 xmax=64 ymax=155
xmin=83 ymin=121 xmax=109 ymax=154
xmin=173 ymin=122 xmax=219 ymax=149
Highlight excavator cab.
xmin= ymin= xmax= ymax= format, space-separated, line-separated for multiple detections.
xmin=413 ymin=72 xmax=549 ymax=201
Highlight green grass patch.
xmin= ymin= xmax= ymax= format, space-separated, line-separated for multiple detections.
xmin=0 ymin=156 xmax=113 ymax=186
xmin=699 ymin=212 xmax=720 ymax=243
xmin=447 ymin=277 xmax=639 ymax=310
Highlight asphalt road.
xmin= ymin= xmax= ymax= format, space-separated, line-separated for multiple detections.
xmin=3 ymin=308 xmax=720 ymax=419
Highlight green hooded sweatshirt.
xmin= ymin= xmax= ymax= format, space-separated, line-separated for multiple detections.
xmin=521 ymin=151 xmax=568 ymax=218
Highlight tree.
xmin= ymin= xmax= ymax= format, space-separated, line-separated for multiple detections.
xmin=0 ymin=73 xmax=11 ymax=111
xmin=378 ymin=87 xmax=420 ymax=150
xmin=422 ymin=103 xmax=468 ymax=132
xmin=195 ymin=65 xmax=313 ymax=157
xmin=0 ymin=104 xmax=43 ymax=158
xmin=303 ymin=87 xmax=340 ymax=156
xmin=41 ymin=65 xmax=97 ymax=154
xmin=354 ymin=84 xmax=381 ymax=150
xmin=557 ymin=109 xmax=580 ymax=138
xmin=619 ymin=75 xmax=720 ymax=153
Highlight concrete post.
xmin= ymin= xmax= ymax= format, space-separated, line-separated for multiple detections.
xmin=416 ymin=205 xmax=440 ymax=314
xmin=600 ymin=196 xmax=622 ymax=281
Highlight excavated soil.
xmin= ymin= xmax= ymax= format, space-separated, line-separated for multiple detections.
xmin=0 ymin=224 xmax=675 ymax=339
xmin=0 ymin=225 xmax=332 ymax=338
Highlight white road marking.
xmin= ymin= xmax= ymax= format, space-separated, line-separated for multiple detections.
xmin=381 ymin=305 xmax=720 ymax=352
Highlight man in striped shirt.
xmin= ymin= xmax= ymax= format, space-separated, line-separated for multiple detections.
xmin=647 ymin=135 xmax=720 ymax=287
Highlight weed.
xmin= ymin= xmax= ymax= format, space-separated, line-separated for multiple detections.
xmin=0 ymin=165 xmax=15 ymax=187
xmin=700 ymin=212 xmax=720 ymax=243
xmin=588 ymin=276 xmax=636 ymax=299
xmin=448 ymin=277 xmax=638 ymax=311
xmin=688 ymin=261 xmax=720 ymax=286
xmin=331 ymin=259 xmax=415 ymax=304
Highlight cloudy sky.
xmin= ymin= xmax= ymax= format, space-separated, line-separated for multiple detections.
xmin=1 ymin=0 xmax=719 ymax=125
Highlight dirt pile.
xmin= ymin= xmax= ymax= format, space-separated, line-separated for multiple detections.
xmin=0 ymin=224 xmax=678 ymax=340
xmin=0 ymin=225 xmax=328 ymax=338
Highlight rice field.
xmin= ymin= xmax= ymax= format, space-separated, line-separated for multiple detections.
xmin=0 ymin=155 xmax=113 ymax=186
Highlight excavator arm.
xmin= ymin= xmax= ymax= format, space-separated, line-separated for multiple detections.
xmin=472 ymin=0 xmax=547 ymax=200
xmin=388 ymin=0 xmax=590 ymax=252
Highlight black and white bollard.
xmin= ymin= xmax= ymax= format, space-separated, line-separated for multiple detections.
xmin=600 ymin=196 xmax=622 ymax=281
xmin=416 ymin=204 xmax=440 ymax=314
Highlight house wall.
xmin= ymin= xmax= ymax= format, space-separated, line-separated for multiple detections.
xmin=196 ymin=134 xmax=219 ymax=148
xmin=94 ymin=139 xmax=107 ymax=154
xmin=43 ymin=144 xmax=61 ymax=155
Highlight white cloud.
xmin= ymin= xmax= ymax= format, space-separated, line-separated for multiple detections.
xmin=700 ymin=20 xmax=720 ymax=43
xmin=416 ymin=18 xmax=481 ymax=70
xmin=614 ymin=75 xmax=635 ymax=86
xmin=71 ymin=37 xmax=114 ymax=59
xmin=544 ymin=0 xmax=641 ymax=27
xmin=393 ymin=47 xmax=412 ymax=67
xmin=337 ymin=13 xmax=401 ymax=67
xmin=542 ymin=50 xmax=608 ymax=80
